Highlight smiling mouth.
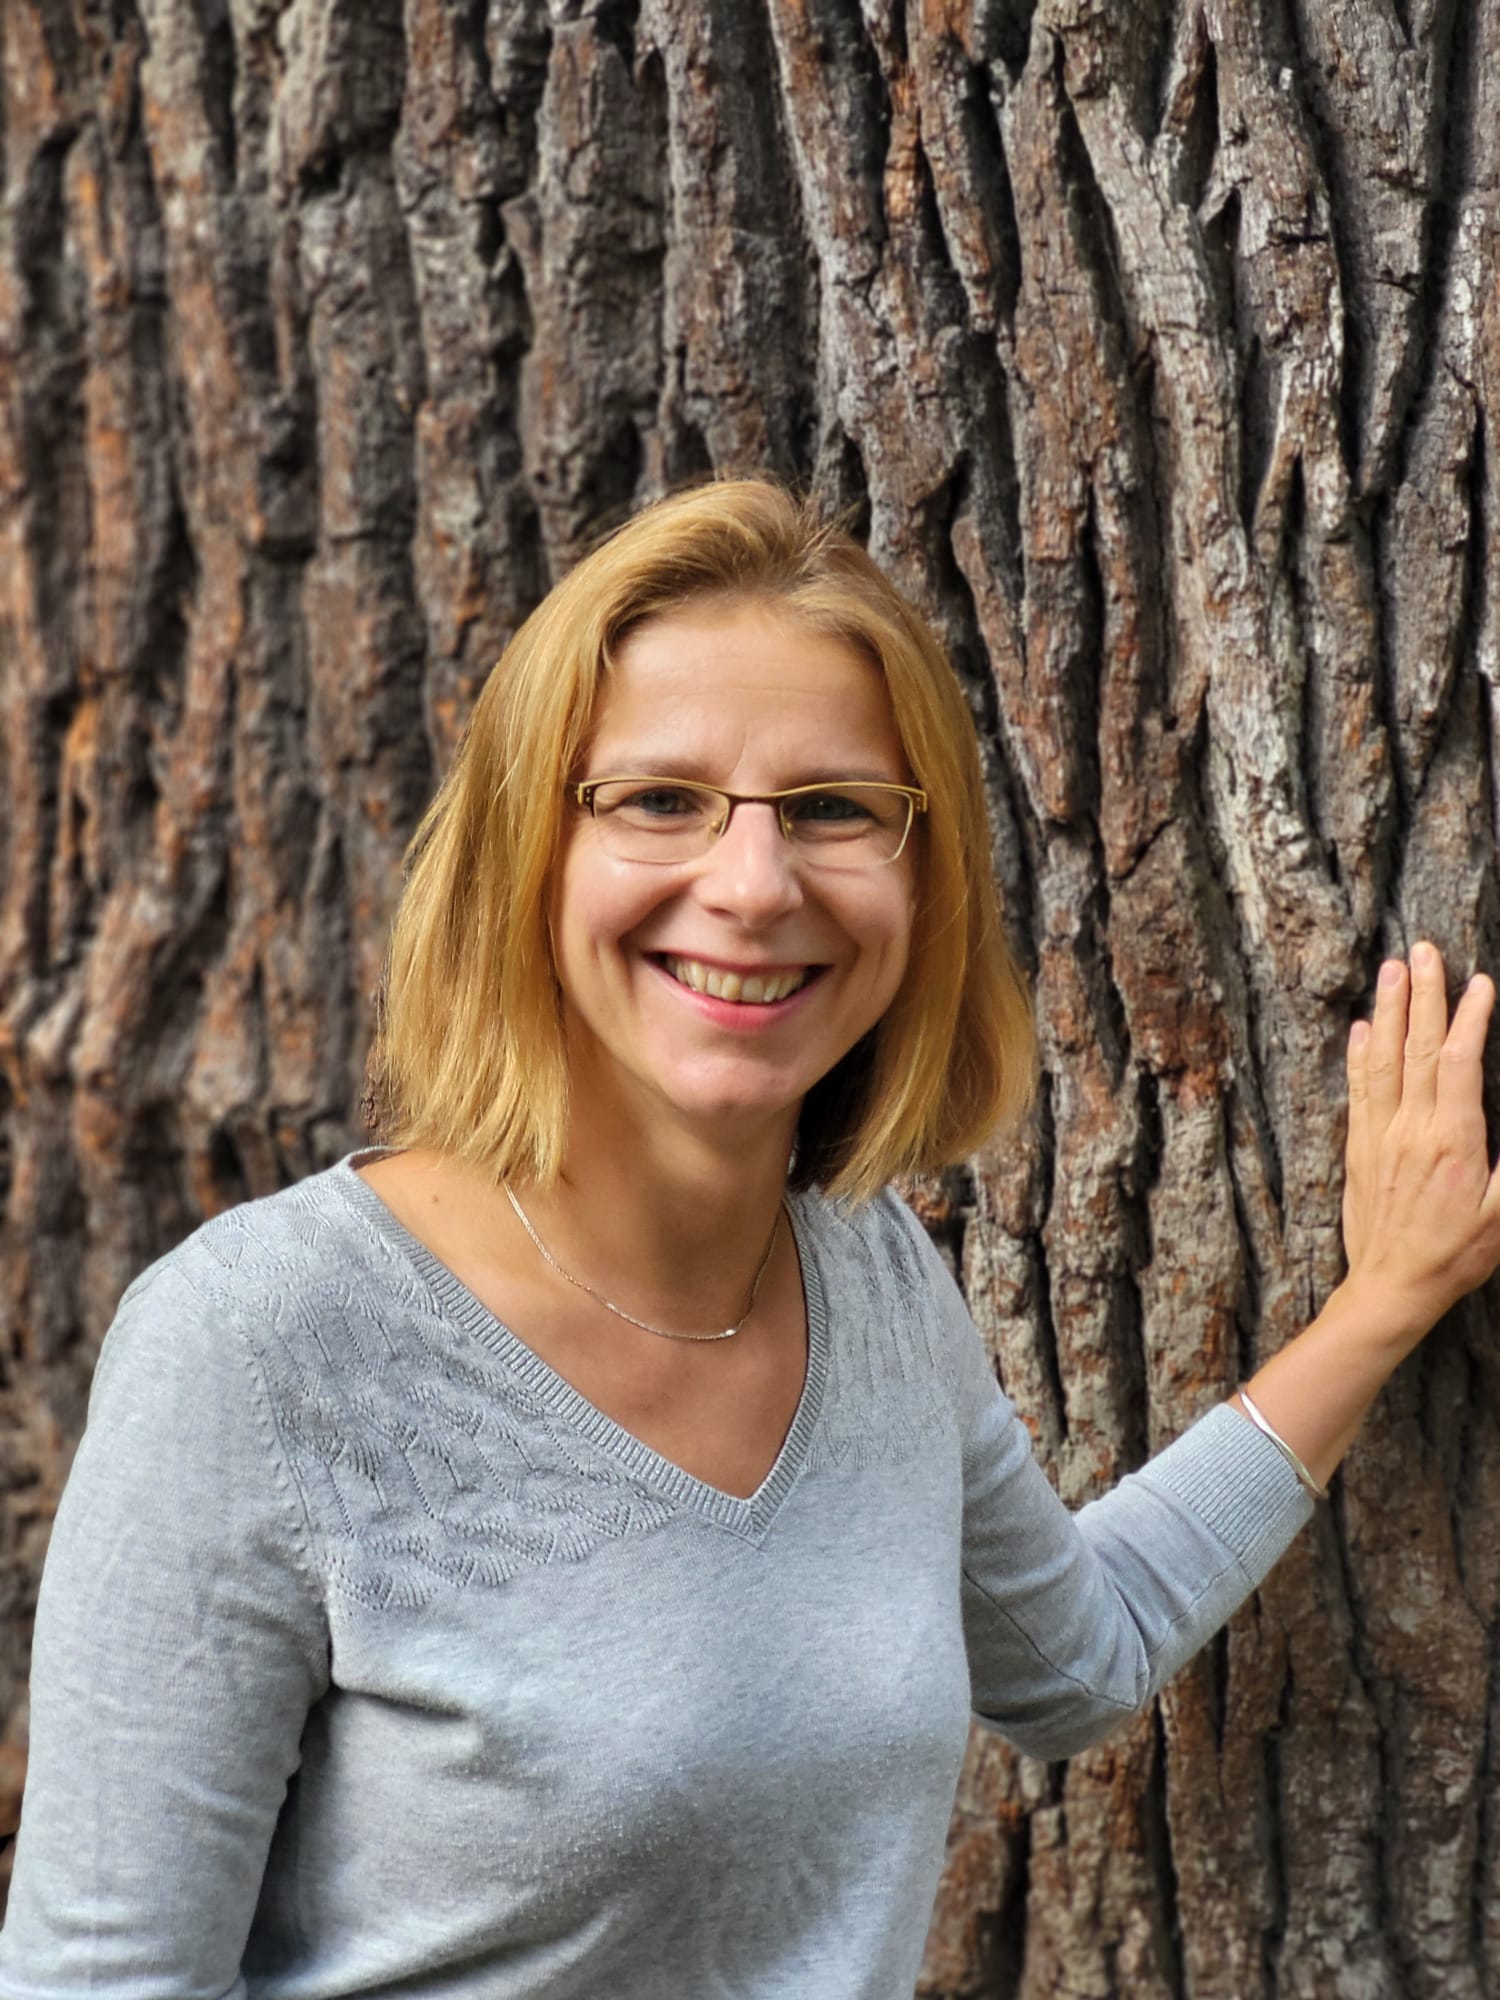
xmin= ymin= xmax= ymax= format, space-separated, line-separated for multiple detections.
xmin=657 ymin=955 xmax=815 ymax=1005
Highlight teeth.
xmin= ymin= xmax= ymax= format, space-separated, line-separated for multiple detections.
xmin=663 ymin=958 xmax=809 ymax=1004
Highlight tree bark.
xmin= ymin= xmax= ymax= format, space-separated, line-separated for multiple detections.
xmin=3 ymin=1 xmax=1498 ymax=1993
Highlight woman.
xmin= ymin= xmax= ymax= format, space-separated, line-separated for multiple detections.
xmin=2 ymin=479 xmax=1497 ymax=1997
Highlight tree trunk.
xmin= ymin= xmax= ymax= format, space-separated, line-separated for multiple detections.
xmin=3 ymin=1 xmax=1498 ymax=1993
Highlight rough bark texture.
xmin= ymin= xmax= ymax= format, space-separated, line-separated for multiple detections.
xmin=2 ymin=2 xmax=1498 ymax=1993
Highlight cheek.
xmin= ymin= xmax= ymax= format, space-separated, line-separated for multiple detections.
xmin=550 ymin=849 xmax=672 ymax=975
xmin=838 ymin=881 xmax=915 ymax=1010
xmin=866 ymin=867 xmax=917 ymax=953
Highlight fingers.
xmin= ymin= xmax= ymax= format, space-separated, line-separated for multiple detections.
xmin=1346 ymin=1015 xmax=1371 ymax=1150
xmin=1435 ymin=969 xmax=1495 ymax=1130
xmin=1399 ymin=943 xmax=1451 ymax=1115
xmin=1363 ymin=956 xmax=1408 ymax=1135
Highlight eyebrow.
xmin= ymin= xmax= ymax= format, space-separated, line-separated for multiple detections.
xmin=581 ymin=757 xmax=910 ymax=786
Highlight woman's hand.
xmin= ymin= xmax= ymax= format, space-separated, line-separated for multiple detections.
xmin=1231 ymin=942 xmax=1499 ymax=1493
xmin=1342 ymin=943 xmax=1500 ymax=1346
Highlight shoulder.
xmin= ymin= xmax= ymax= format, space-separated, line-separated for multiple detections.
xmin=794 ymin=1182 xmax=955 ymax=1301
xmin=92 ymin=1154 xmax=409 ymax=1415
xmin=791 ymin=1184 xmax=1005 ymax=1478
xmin=792 ymin=1182 xmax=978 ymax=1378
xmin=115 ymin=1154 xmax=400 ymax=1325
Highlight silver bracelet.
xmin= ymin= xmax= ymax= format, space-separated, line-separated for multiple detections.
xmin=1238 ymin=1392 xmax=1330 ymax=1501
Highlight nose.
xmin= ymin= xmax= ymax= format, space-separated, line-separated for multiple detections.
xmin=694 ymin=800 xmax=805 ymax=924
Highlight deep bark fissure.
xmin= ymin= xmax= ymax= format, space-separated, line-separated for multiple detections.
xmin=956 ymin=318 xmax=1025 ymax=612
xmin=1405 ymin=404 xmax=1486 ymax=812
xmin=1387 ymin=0 xmax=1470 ymax=504
xmin=0 ymin=1073 xmax=11 ymax=1245
xmin=985 ymin=1805 xmax=1033 ymax=1998
xmin=1475 ymin=1646 xmax=1499 ymax=1993
xmin=1383 ymin=1685 xmax=1427 ymax=1996
xmin=192 ymin=0 xmax=239 ymax=186
xmin=1048 ymin=37 xmax=1131 ymax=374
xmin=592 ymin=0 xmax=641 ymax=73
xmin=1236 ymin=329 xmax=1276 ymax=553
xmin=1325 ymin=1486 xmax=1402 ymax=1976
xmin=960 ymin=53 xmax=1023 ymax=333
xmin=1477 ymin=599 xmax=1500 ymax=896
xmin=1208 ymin=1621 xmax=1230 ymax=1757
xmin=1444 ymin=1315 xmax=1494 ymax=1612
xmin=1071 ymin=491 xmax=1107 ymax=832
xmin=867 ymin=0 xmax=909 ymax=75
xmin=1154 ymin=4 xmax=1215 ymax=193
xmin=487 ymin=0 xmax=553 ymax=194
xmin=1224 ymin=1113 xmax=1265 ymax=1390
xmin=912 ymin=132 xmax=985 ymax=341
xmin=925 ymin=467 xmax=1006 ymax=733
xmin=205 ymin=1119 xmax=255 ymax=1213
xmin=975 ymin=0 xmax=1039 ymax=85
xmin=1115 ymin=1058 xmax=1155 ymax=1469
xmin=1460 ymin=400 xmax=1491 ymax=727
xmin=812 ymin=422 xmax=873 ymax=538
xmin=1276 ymin=0 xmax=1378 ymax=495
xmin=1029 ymin=1072 xmax=1071 ymax=1450
xmin=1237 ymin=984 xmax=1288 ymax=1247
xmin=804 ymin=0 xmax=893 ymax=251
xmin=11 ymin=208 xmax=88 ymax=998
xmin=1143 ymin=1704 xmax=1188 ymax=2000
xmin=1259 ymin=1716 xmax=1290 ymax=1991
xmin=1369 ymin=501 xmax=1412 ymax=881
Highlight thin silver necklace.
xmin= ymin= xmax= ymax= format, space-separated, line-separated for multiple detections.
xmin=503 ymin=1185 xmax=785 ymax=1342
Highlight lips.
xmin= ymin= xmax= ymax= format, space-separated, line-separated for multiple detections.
xmin=658 ymin=955 xmax=813 ymax=1005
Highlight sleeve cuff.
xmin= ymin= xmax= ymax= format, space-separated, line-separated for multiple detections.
xmin=1134 ymin=1401 xmax=1317 ymax=1585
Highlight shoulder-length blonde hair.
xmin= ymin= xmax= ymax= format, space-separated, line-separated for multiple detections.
xmin=368 ymin=478 xmax=1035 ymax=1202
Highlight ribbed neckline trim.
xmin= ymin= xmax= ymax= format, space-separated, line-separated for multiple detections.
xmin=329 ymin=1150 xmax=830 ymax=1543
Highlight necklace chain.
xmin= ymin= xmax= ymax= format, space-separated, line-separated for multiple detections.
xmin=503 ymin=1186 xmax=784 ymax=1342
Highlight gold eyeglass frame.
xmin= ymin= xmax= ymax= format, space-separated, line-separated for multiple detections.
xmin=571 ymin=777 xmax=929 ymax=866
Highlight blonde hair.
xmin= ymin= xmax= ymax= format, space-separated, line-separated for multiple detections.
xmin=368 ymin=479 xmax=1036 ymax=1201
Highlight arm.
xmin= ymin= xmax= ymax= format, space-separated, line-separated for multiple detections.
xmin=957 ymin=1383 xmax=1311 ymax=1760
xmin=1231 ymin=944 xmax=1500 ymax=1488
xmin=0 ymin=1260 xmax=329 ymax=1997
xmin=881 ymin=1198 xmax=1312 ymax=1760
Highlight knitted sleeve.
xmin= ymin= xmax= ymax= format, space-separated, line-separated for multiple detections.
xmin=881 ymin=1195 xmax=1313 ymax=1760
xmin=0 ymin=1255 xmax=330 ymax=1997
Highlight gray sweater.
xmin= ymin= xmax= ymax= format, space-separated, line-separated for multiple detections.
xmin=0 ymin=1153 xmax=1311 ymax=1998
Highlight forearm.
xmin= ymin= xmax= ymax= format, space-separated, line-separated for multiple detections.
xmin=1231 ymin=1279 xmax=1424 ymax=1492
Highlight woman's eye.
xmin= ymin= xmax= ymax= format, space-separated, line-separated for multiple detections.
xmin=618 ymin=786 xmax=706 ymax=819
xmin=787 ymin=790 xmax=875 ymax=825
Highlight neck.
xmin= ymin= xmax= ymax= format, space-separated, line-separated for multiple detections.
xmin=502 ymin=1080 xmax=800 ymax=1328
xmin=534 ymin=1104 xmax=797 ymax=1301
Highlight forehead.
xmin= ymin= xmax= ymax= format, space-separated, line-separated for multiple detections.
xmin=586 ymin=600 xmax=908 ymax=776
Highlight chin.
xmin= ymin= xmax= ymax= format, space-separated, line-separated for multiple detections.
xmin=653 ymin=1070 xmax=812 ymax=1133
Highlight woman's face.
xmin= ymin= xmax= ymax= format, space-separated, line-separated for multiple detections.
xmin=550 ymin=598 xmax=918 ymax=1154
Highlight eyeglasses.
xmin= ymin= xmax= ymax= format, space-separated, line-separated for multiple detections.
xmin=571 ymin=777 xmax=928 ymax=870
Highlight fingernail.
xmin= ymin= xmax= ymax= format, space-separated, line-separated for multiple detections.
xmin=1380 ymin=960 xmax=1403 ymax=989
xmin=1414 ymin=942 xmax=1437 ymax=972
xmin=1350 ymin=1020 xmax=1370 ymax=1046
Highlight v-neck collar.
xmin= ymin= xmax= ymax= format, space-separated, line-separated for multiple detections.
xmin=331 ymin=1152 xmax=830 ymax=1544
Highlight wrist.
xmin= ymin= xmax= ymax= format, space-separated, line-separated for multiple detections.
xmin=1319 ymin=1273 xmax=1434 ymax=1360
